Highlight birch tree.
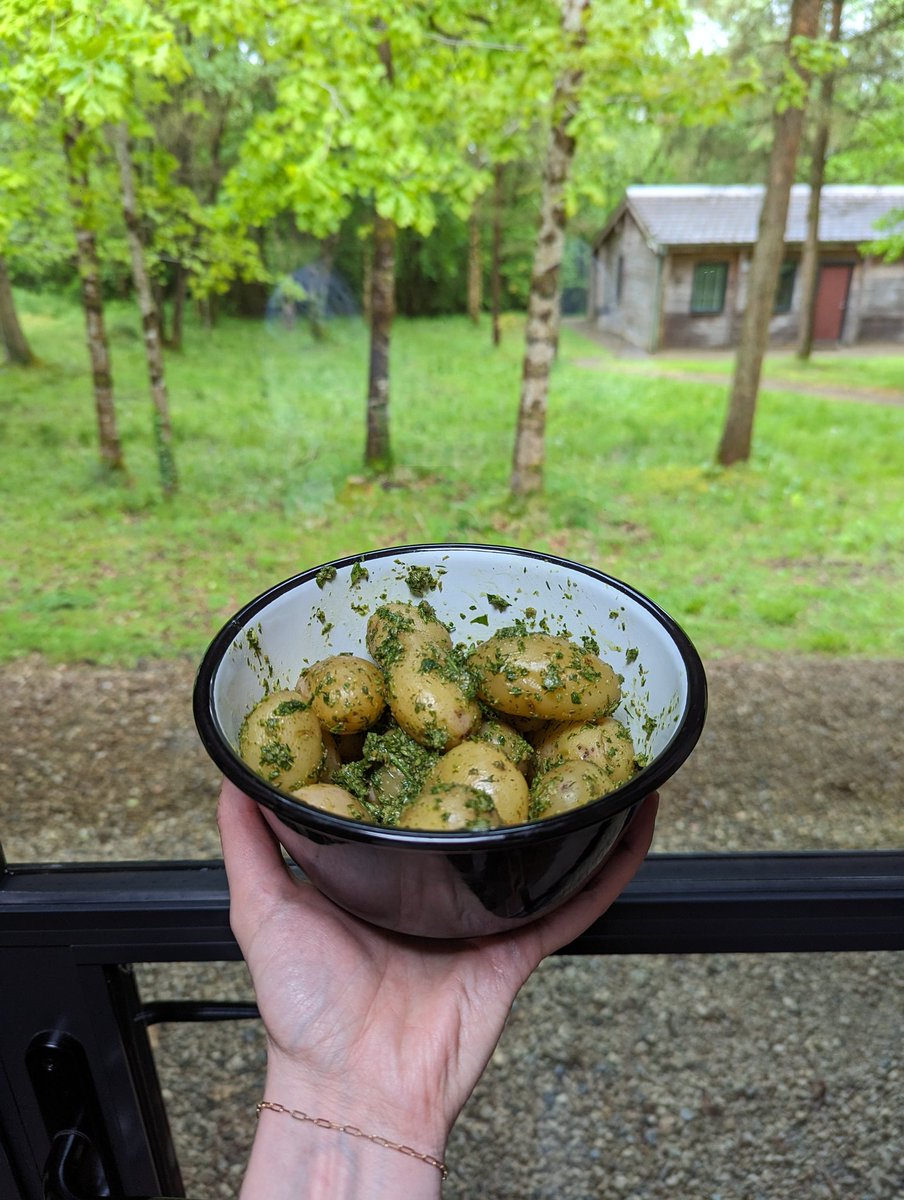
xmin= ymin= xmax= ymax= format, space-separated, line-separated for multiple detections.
xmin=510 ymin=0 xmax=589 ymax=497
xmin=716 ymin=0 xmax=823 ymax=466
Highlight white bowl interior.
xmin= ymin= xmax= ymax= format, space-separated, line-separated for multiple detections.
xmin=211 ymin=548 xmax=690 ymax=775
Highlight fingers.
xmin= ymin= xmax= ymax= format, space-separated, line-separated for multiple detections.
xmin=217 ymin=778 xmax=295 ymax=933
xmin=525 ymin=792 xmax=659 ymax=962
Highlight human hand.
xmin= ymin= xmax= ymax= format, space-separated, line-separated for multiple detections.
xmin=218 ymin=780 xmax=658 ymax=1198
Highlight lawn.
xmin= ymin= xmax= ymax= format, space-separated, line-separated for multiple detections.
xmin=2 ymin=289 xmax=902 ymax=664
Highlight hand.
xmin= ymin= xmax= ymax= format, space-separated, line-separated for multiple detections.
xmin=218 ymin=780 xmax=658 ymax=1198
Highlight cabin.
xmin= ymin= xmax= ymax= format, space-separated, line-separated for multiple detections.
xmin=590 ymin=184 xmax=904 ymax=352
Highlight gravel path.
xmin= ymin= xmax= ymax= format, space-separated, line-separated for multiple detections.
xmin=1 ymin=655 xmax=901 ymax=1198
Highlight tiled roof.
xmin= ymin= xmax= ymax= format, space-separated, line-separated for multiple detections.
xmin=619 ymin=184 xmax=904 ymax=248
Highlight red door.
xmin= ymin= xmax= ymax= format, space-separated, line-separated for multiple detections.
xmin=813 ymin=264 xmax=853 ymax=341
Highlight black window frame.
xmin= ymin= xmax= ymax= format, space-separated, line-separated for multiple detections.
xmin=690 ymin=261 xmax=729 ymax=315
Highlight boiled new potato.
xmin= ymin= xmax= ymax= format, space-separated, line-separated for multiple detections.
xmin=399 ymin=782 xmax=503 ymax=832
xmin=471 ymin=717 xmax=533 ymax=774
xmin=290 ymin=782 xmax=370 ymax=821
xmin=386 ymin=643 xmax=480 ymax=752
xmin=470 ymin=632 xmax=620 ymax=722
xmin=238 ymin=689 xmax=324 ymax=792
xmin=366 ymin=601 xmax=452 ymax=666
xmin=529 ymin=759 xmax=611 ymax=821
xmin=422 ymin=740 xmax=529 ymax=824
xmin=298 ymin=654 xmax=386 ymax=734
xmin=533 ymin=717 xmax=636 ymax=789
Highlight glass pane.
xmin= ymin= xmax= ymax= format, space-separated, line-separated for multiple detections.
xmin=691 ymin=263 xmax=728 ymax=313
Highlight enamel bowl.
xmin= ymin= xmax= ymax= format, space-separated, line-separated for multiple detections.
xmin=193 ymin=544 xmax=707 ymax=938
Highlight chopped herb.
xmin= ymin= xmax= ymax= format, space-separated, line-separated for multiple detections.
xmin=350 ymin=561 xmax=369 ymax=586
xmin=581 ymin=634 xmax=600 ymax=656
xmin=625 ymin=647 xmax=639 ymax=665
xmin=259 ymin=740 xmax=294 ymax=778
xmin=273 ymin=698 xmax=308 ymax=716
xmin=470 ymin=613 xmax=490 ymax=626
xmin=315 ymin=566 xmax=337 ymax=589
xmin=486 ymin=594 xmax=510 ymax=611
xmin=405 ymin=565 xmax=438 ymax=596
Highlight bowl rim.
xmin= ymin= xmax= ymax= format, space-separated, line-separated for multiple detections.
xmin=193 ymin=542 xmax=707 ymax=849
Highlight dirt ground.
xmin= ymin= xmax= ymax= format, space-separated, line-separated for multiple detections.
xmin=1 ymin=653 xmax=900 ymax=863
xmin=1 ymin=654 xmax=902 ymax=1198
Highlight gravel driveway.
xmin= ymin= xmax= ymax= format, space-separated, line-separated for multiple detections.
xmin=1 ymin=655 xmax=901 ymax=1198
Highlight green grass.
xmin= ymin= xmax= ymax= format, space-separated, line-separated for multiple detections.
xmin=2 ymin=291 xmax=902 ymax=665
xmin=614 ymin=348 xmax=904 ymax=394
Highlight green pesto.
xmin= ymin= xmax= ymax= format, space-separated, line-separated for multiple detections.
xmin=258 ymin=739 xmax=294 ymax=780
xmin=333 ymin=724 xmax=439 ymax=825
xmin=405 ymin=565 xmax=438 ymax=596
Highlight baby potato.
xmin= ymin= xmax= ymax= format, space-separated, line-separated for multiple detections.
xmin=529 ymin=759 xmax=611 ymax=821
xmin=471 ymin=632 xmax=620 ymax=722
xmin=298 ymin=654 xmax=386 ymax=734
xmin=533 ymin=717 xmax=636 ymax=789
xmin=423 ymin=740 xmax=529 ymax=825
xmin=471 ymin=717 xmax=534 ymax=774
xmin=290 ymin=782 xmax=370 ymax=821
xmin=399 ymin=782 xmax=503 ymax=832
xmin=238 ymin=689 xmax=324 ymax=792
xmin=387 ymin=646 xmax=480 ymax=752
xmin=366 ymin=601 xmax=452 ymax=666
xmin=319 ymin=729 xmax=342 ymax=781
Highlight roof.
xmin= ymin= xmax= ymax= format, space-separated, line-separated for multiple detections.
xmin=596 ymin=184 xmax=904 ymax=250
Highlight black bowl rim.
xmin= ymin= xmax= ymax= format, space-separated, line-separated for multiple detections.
xmin=193 ymin=542 xmax=708 ymax=850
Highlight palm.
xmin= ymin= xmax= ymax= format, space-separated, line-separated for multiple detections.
xmin=219 ymin=781 xmax=657 ymax=1137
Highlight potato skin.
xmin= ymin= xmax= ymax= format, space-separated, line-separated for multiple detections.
xmin=399 ymin=783 xmax=502 ymax=832
xmin=366 ymin=601 xmax=452 ymax=665
xmin=238 ymin=689 xmax=324 ymax=791
xmin=386 ymin=644 xmax=480 ymax=752
xmin=470 ymin=633 xmax=620 ymax=722
xmin=533 ymin=717 xmax=636 ymax=789
xmin=423 ymin=740 xmax=529 ymax=825
xmin=299 ymin=654 xmax=386 ymax=734
xmin=529 ymin=759 xmax=611 ymax=821
xmin=471 ymin=717 xmax=534 ymax=774
xmin=290 ymin=782 xmax=370 ymax=821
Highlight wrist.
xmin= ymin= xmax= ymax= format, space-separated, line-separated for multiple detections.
xmin=242 ymin=1103 xmax=445 ymax=1200
xmin=240 ymin=1060 xmax=449 ymax=1200
xmin=263 ymin=1052 xmax=452 ymax=1156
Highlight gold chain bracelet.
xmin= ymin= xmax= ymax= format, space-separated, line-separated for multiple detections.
xmin=256 ymin=1100 xmax=448 ymax=1182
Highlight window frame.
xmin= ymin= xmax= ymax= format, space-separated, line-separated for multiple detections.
xmin=690 ymin=261 xmax=729 ymax=315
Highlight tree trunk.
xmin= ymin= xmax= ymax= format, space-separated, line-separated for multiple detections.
xmin=365 ymin=215 xmax=396 ymax=469
xmin=62 ymin=125 xmax=126 ymax=476
xmin=362 ymin=235 xmax=373 ymax=325
xmin=491 ymin=163 xmax=504 ymax=347
xmin=111 ymin=122 xmax=178 ymax=496
xmin=797 ymin=0 xmax=844 ymax=361
xmin=467 ymin=205 xmax=482 ymax=323
xmin=0 ymin=254 xmax=34 ymax=365
xmin=511 ymin=0 xmax=588 ymax=497
xmin=716 ymin=0 xmax=822 ymax=466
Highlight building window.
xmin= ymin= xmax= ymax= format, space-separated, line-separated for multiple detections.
xmin=690 ymin=262 xmax=728 ymax=314
xmin=774 ymin=261 xmax=796 ymax=313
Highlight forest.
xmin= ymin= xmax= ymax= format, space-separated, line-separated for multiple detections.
xmin=2 ymin=1 xmax=902 ymax=490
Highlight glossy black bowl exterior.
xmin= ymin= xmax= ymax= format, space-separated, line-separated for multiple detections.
xmin=193 ymin=544 xmax=707 ymax=938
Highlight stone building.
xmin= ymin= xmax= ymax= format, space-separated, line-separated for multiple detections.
xmin=590 ymin=184 xmax=904 ymax=352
